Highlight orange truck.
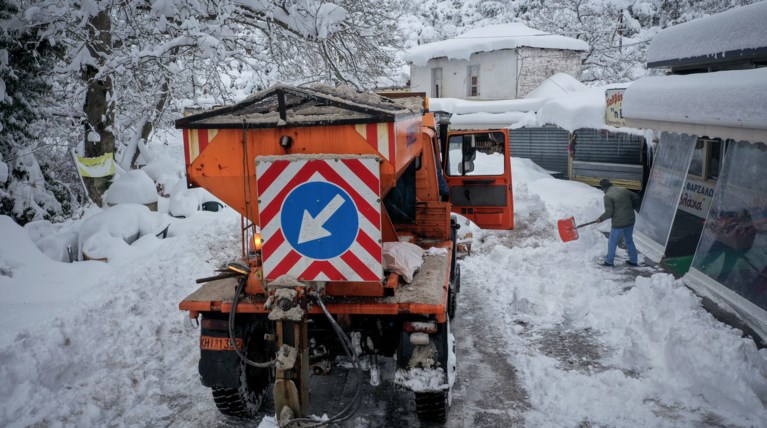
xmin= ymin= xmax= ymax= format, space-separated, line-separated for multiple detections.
xmin=176 ymin=85 xmax=514 ymax=425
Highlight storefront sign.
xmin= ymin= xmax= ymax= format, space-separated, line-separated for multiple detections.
xmin=605 ymin=88 xmax=626 ymax=127
xmin=678 ymin=177 xmax=715 ymax=218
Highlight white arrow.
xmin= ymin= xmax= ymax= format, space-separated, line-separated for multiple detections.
xmin=297 ymin=194 xmax=346 ymax=244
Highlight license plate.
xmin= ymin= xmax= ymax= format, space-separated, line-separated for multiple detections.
xmin=200 ymin=336 xmax=243 ymax=351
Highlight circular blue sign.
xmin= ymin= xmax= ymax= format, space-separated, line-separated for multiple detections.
xmin=281 ymin=181 xmax=359 ymax=260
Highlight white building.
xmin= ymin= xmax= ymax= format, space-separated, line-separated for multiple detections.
xmin=405 ymin=23 xmax=589 ymax=100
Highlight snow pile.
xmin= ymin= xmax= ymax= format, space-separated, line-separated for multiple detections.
xmin=104 ymin=169 xmax=158 ymax=206
xmin=405 ymin=23 xmax=589 ymax=66
xmin=168 ymin=180 xmax=221 ymax=218
xmin=431 ymin=76 xmax=643 ymax=135
xmin=78 ymin=204 xmax=169 ymax=262
xmin=536 ymin=83 xmax=640 ymax=133
xmin=430 ymin=97 xmax=546 ymax=115
xmin=141 ymin=156 xmax=183 ymax=197
xmin=647 ymin=1 xmax=767 ymax=65
xmin=457 ymin=157 xmax=767 ymax=427
xmin=24 ymin=220 xmax=79 ymax=263
xmin=0 ymin=216 xmax=110 ymax=347
xmin=525 ymin=73 xmax=586 ymax=100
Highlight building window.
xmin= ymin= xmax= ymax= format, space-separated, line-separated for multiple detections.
xmin=688 ymin=138 xmax=724 ymax=181
xmin=431 ymin=68 xmax=442 ymax=98
xmin=467 ymin=65 xmax=479 ymax=97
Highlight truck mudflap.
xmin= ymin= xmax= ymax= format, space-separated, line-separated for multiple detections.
xmin=199 ymin=327 xmax=243 ymax=389
xmin=394 ymin=319 xmax=456 ymax=423
xmin=394 ymin=319 xmax=455 ymax=392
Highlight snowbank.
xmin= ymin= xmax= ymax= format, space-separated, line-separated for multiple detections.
xmin=104 ymin=170 xmax=158 ymax=206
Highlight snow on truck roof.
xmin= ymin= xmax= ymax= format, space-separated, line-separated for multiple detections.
xmin=647 ymin=1 xmax=767 ymax=68
xmin=176 ymin=84 xmax=423 ymax=129
xmin=405 ymin=23 xmax=589 ymax=66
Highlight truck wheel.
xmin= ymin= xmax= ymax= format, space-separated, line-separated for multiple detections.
xmin=414 ymin=319 xmax=453 ymax=423
xmin=415 ymin=390 xmax=449 ymax=423
xmin=212 ymin=321 xmax=273 ymax=418
xmin=447 ymin=287 xmax=457 ymax=319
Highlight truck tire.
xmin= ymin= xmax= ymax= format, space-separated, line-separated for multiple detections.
xmin=415 ymin=390 xmax=449 ymax=423
xmin=212 ymin=321 xmax=273 ymax=418
xmin=414 ymin=318 xmax=453 ymax=423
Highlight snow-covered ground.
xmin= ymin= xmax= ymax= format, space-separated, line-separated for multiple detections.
xmin=1 ymin=150 xmax=766 ymax=426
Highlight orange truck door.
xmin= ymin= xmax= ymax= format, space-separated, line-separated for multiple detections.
xmin=443 ymin=130 xmax=514 ymax=230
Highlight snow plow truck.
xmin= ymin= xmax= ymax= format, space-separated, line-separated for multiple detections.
xmin=176 ymin=85 xmax=514 ymax=426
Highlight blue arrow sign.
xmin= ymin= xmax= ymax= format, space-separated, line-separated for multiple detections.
xmin=281 ymin=181 xmax=359 ymax=260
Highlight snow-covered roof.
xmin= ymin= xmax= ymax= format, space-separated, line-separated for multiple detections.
xmin=646 ymin=2 xmax=767 ymax=68
xmin=428 ymin=76 xmax=644 ymax=135
xmin=535 ymin=83 xmax=645 ymax=135
xmin=405 ymin=23 xmax=589 ymax=67
xmin=623 ymin=68 xmax=767 ymax=142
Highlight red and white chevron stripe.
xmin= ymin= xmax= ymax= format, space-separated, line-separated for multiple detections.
xmin=255 ymin=156 xmax=382 ymax=282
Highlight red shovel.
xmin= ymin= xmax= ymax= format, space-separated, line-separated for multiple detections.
xmin=557 ymin=217 xmax=598 ymax=242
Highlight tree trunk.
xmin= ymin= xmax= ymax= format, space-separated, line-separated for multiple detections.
xmin=82 ymin=8 xmax=114 ymax=206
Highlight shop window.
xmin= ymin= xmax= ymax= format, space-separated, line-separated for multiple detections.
xmin=467 ymin=65 xmax=479 ymax=97
xmin=690 ymin=140 xmax=767 ymax=311
xmin=431 ymin=68 xmax=442 ymax=98
xmin=707 ymin=139 xmax=722 ymax=180
xmin=688 ymin=138 xmax=724 ymax=181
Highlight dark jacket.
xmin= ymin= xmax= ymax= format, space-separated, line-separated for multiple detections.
xmin=598 ymin=186 xmax=640 ymax=228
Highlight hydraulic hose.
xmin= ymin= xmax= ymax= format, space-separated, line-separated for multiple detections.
xmin=285 ymin=292 xmax=364 ymax=427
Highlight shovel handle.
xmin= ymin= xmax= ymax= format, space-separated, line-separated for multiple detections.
xmin=576 ymin=220 xmax=599 ymax=229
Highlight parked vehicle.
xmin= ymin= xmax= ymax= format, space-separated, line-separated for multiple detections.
xmin=175 ymin=85 xmax=514 ymax=425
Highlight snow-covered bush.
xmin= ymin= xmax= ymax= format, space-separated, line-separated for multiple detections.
xmin=78 ymin=204 xmax=169 ymax=261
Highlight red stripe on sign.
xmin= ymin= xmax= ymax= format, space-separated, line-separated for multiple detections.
xmin=182 ymin=130 xmax=190 ymax=166
xmin=261 ymin=229 xmax=286 ymax=261
xmin=257 ymin=160 xmax=290 ymax=198
xmin=357 ymin=231 xmax=382 ymax=261
xmin=259 ymin=162 xmax=319 ymax=226
xmin=341 ymin=251 xmax=380 ymax=281
xmin=315 ymin=162 xmax=380 ymax=228
xmin=388 ymin=123 xmax=395 ymax=163
xmin=341 ymin=159 xmax=379 ymax=195
xmin=268 ymin=249 xmax=303 ymax=280
xmin=300 ymin=261 xmax=344 ymax=281
xmin=198 ymin=129 xmax=209 ymax=153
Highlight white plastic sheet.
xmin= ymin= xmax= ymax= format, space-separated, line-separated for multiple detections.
xmin=634 ymin=132 xmax=696 ymax=261
xmin=691 ymin=140 xmax=767 ymax=311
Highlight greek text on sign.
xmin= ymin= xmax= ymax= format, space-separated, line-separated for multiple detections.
xmin=605 ymin=88 xmax=626 ymax=127
xmin=255 ymin=155 xmax=382 ymax=282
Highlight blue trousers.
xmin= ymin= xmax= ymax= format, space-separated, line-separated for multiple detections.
xmin=605 ymin=224 xmax=637 ymax=264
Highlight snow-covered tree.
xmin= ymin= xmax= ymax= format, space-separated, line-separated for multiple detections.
xmin=9 ymin=0 xmax=404 ymax=208
xmin=0 ymin=0 xmax=74 ymax=224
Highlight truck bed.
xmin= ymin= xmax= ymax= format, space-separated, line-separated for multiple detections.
xmin=180 ymin=250 xmax=450 ymax=321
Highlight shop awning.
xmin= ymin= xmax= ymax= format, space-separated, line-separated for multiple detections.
xmin=623 ymin=68 xmax=767 ymax=143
